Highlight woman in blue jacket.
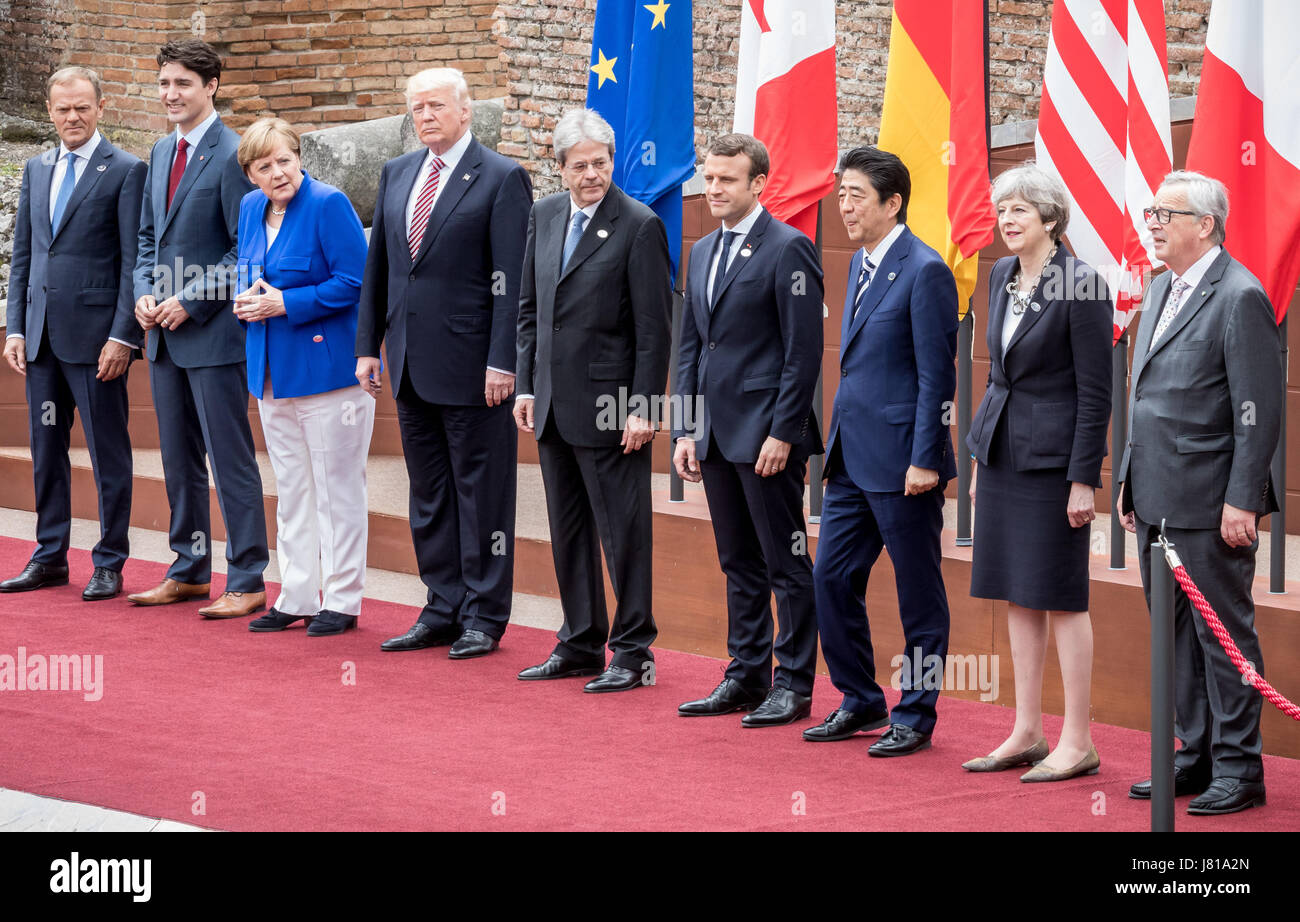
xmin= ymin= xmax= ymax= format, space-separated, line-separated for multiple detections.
xmin=233 ymin=117 xmax=372 ymax=636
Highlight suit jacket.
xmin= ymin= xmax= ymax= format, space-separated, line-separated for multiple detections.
xmin=516 ymin=184 xmax=673 ymax=448
xmin=967 ymin=248 xmax=1112 ymax=485
xmin=356 ymin=136 xmax=533 ymax=405
xmin=673 ymin=208 xmax=823 ymax=463
xmin=824 ymin=225 xmax=958 ymax=492
xmin=237 ymin=171 xmax=368 ymax=399
xmin=1118 ymin=248 xmax=1282 ymax=530
xmin=7 ymin=140 xmax=146 ymax=363
xmin=132 ymin=115 xmax=254 ymax=367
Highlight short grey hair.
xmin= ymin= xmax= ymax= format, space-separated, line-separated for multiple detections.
xmin=991 ymin=163 xmax=1070 ymax=242
xmin=552 ymin=108 xmax=616 ymax=167
xmin=405 ymin=67 xmax=470 ymax=104
xmin=1160 ymin=170 xmax=1229 ymax=245
xmin=47 ymin=66 xmax=102 ymax=102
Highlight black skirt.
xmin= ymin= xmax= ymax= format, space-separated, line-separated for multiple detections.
xmin=970 ymin=415 xmax=1091 ymax=612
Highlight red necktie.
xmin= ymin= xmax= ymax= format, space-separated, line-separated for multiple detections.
xmin=167 ymin=137 xmax=189 ymax=210
xmin=407 ymin=155 xmax=446 ymax=259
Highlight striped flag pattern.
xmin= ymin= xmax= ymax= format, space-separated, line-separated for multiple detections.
xmin=1034 ymin=0 xmax=1172 ymax=343
xmin=407 ymin=155 xmax=446 ymax=260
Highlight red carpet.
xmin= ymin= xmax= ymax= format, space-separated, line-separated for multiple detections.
xmin=1 ymin=536 xmax=1296 ymax=831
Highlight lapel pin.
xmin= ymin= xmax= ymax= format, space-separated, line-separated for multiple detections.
xmin=312 ymin=334 xmax=324 ymax=343
xmin=199 ymin=155 xmax=205 ymax=162
xmin=96 ymin=164 xmax=106 ymax=172
xmin=741 ymin=248 xmax=752 ymax=258
xmin=462 ymin=173 xmax=471 ymax=181
xmin=597 ymin=228 xmax=609 ymax=239
xmin=1031 ymin=302 xmax=1042 ymax=313
xmin=887 ymin=272 xmax=896 ymax=281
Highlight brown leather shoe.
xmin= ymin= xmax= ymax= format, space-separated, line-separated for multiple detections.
xmin=127 ymin=579 xmax=211 ymax=606
xmin=197 ymin=591 xmax=267 ymax=620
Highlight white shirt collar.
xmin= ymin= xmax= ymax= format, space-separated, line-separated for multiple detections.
xmin=59 ymin=130 xmax=102 ymax=162
xmin=175 ymin=108 xmax=219 ymax=151
xmin=721 ymin=201 xmax=764 ymax=235
xmin=569 ymin=193 xmax=605 ymax=222
xmin=860 ymin=222 xmax=906 ymax=271
xmin=1170 ymin=245 xmax=1222 ymax=294
xmin=422 ymin=129 xmax=473 ymax=176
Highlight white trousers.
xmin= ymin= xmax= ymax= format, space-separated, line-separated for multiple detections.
xmin=259 ymin=380 xmax=375 ymax=617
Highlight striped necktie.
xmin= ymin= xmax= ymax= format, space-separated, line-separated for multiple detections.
xmin=407 ymin=155 xmax=446 ymax=259
xmin=1150 ymin=278 xmax=1192 ymax=350
xmin=852 ymin=257 xmax=876 ymax=318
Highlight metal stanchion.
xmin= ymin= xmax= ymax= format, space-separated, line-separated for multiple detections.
xmin=956 ymin=308 xmax=974 ymax=546
xmin=668 ymin=287 xmax=684 ymax=503
xmin=1270 ymin=315 xmax=1287 ymax=592
xmin=1110 ymin=332 xmax=1129 ymax=570
xmin=1149 ymin=531 xmax=1176 ymax=833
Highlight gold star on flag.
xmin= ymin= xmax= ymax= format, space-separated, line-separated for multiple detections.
xmin=590 ymin=48 xmax=618 ymax=88
xmin=644 ymin=0 xmax=670 ymax=29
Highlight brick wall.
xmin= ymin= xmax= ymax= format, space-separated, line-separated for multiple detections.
xmin=499 ymin=0 xmax=1212 ymax=194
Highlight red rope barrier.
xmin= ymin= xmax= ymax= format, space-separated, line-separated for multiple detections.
xmin=1159 ymin=542 xmax=1300 ymax=721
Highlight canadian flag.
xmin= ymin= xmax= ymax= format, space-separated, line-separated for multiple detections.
xmin=733 ymin=0 xmax=838 ymax=240
xmin=1186 ymin=0 xmax=1300 ymax=321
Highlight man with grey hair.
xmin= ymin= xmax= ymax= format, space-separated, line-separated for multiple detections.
xmin=2 ymin=67 xmax=145 ymax=600
xmin=514 ymin=108 xmax=672 ymax=692
xmin=1117 ymin=169 xmax=1282 ymax=815
xmin=357 ymin=66 xmax=532 ymax=659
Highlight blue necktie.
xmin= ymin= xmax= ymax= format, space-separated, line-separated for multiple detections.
xmin=710 ymin=230 xmax=737 ymax=309
xmin=50 ymin=151 xmax=77 ymax=235
xmin=562 ymin=211 xmax=588 ymax=272
xmin=852 ymin=256 xmax=876 ymax=318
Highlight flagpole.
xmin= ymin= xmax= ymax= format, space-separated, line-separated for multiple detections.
xmin=1110 ymin=328 xmax=1128 ymax=569
xmin=809 ymin=200 xmax=825 ymax=522
xmin=1270 ymin=314 xmax=1287 ymax=592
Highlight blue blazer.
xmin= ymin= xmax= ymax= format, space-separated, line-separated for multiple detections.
xmin=824 ymin=225 xmax=958 ymax=492
xmin=7 ymin=139 xmax=146 ymax=363
xmin=236 ymin=171 xmax=367 ymax=399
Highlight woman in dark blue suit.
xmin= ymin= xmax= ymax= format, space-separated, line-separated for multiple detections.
xmin=232 ymin=117 xmax=372 ymax=637
xmin=963 ymin=165 xmax=1112 ymax=781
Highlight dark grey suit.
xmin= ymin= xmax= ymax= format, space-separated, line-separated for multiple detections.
xmin=133 ymin=116 xmax=268 ymax=591
xmin=1118 ymin=247 xmax=1282 ymax=782
xmin=516 ymin=184 xmax=672 ymax=668
xmin=7 ymin=139 xmax=146 ymax=571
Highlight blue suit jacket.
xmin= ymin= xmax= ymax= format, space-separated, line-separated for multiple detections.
xmin=824 ymin=225 xmax=958 ymax=491
xmin=133 ymin=115 xmax=254 ymax=367
xmin=7 ymin=139 xmax=146 ymax=363
xmin=236 ymin=172 xmax=368 ymax=399
xmin=674 ymin=208 xmax=824 ymax=463
xmin=356 ymin=136 xmax=532 ymax=405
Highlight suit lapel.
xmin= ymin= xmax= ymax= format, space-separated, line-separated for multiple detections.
xmin=265 ymin=171 xmax=312 ymax=262
xmin=51 ymin=142 xmax=113 ymax=243
xmin=843 ymin=227 xmax=911 ymax=354
xmin=839 ymin=248 xmax=860 ymax=352
xmin=559 ymin=187 xmax=620 ymax=283
xmin=710 ymin=209 xmax=770 ymax=309
xmin=986 ymin=258 xmax=1012 ymax=375
xmin=1142 ymin=249 xmax=1230 ymax=364
xmin=1003 ymin=245 xmax=1068 ymax=359
xmin=692 ymin=227 xmax=720 ymax=333
xmin=161 ymin=118 xmax=223 ymax=236
xmin=1130 ymin=271 xmax=1169 ymax=384
xmin=389 ymin=151 xmax=425 ymax=268
xmin=412 ymin=139 xmax=481 ymax=270
xmin=33 ymin=147 xmax=57 ymax=239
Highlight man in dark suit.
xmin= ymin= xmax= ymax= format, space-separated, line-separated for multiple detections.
xmin=128 ymin=40 xmax=268 ymax=618
xmin=2 ymin=67 xmax=145 ymax=601
xmin=356 ymin=67 xmax=532 ymax=659
xmin=514 ymin=108 xmax=672 ymax=692
xmin=811 ymin=147 xmax=957 ymax=754
xmin=672 ymin=133 xmax=823 ymax=726
xmin=1118 ymin=170 xmax=1281 ymax=816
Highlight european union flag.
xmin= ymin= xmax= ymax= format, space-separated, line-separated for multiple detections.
xmin=586 ymin=0 xmax=695 ymax=281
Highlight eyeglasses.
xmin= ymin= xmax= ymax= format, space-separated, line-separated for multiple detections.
xmin=1142 ymin=207 xmax=1198 ymax=225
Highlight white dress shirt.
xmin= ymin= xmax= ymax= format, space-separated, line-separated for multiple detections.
xmin=706 ymin=202 xmax=764 ymax=304
xmin=171 ymin=108 xmax=219 ymax=177
xmin=404 ymin=129 xmax=474 ymax=234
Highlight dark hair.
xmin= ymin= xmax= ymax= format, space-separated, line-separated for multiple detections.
xmin=707 ymin=133 xmax=770 ymax=182
xmin=838 ymin=146 xmax=910 ymax=223
xmin=157 ymin=40 xmax=222 ymax=95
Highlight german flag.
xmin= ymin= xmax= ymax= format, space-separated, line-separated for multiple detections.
xmin=878 ymin=0 xmax=995 ymax=315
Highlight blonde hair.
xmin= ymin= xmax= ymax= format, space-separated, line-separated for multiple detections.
xmin=405 ymin=67 xmax=470 ymax=103
xmin=237 ymin=117 xmax=300 ymax=172
xmin=47 ymin=66 xmax=102 ymax=101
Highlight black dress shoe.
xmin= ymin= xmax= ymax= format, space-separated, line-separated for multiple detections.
xmin=1186 ymin=777 xmax=1266 ymax=816
xmin=81 ymin=567 xmax=122 ymax=601
xmin=584 ymin=664 xmax=644 ymax=693
xmin=0 ymin=561 xmax=69 ymax=593
xmin=518 ymin=652 xmax=604 ymax=681
xmin=1128 ymin=766 xmax=1210 ymax=800
xmin=740 ymin=687 xmax=812 ymax=727
xmin=868 ymin=723 xmax=932 ymax=757
xmin=307 ymin=610 xmax=357 ymax=636
xmin=249 ymin=608 xmax=314 ymax=632
xmin=802 ymin=708 xmax=890 ymax=741
xmin=448 ymin=629 xmax=498 ymax=659
xmin=380 ymin=621 xmax=458 ymax=651
xmin=678 ymin=678 xmax=767 ymax=716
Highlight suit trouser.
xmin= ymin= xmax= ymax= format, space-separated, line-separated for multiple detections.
xmin=259 ymin=379 xmax=374 ymax=617
xmin=148 ymin=335 xmax=268 ymax=591
xmin=536 ymin=418 xmax=656 ymax=669
xmin=395 ymin=371 xmax=515 ymax=639
xmin=25 ymin=348 xmax=132 ymax=571
xmin=1136 ymin=515 xmax=1265 ymax=782
xmin=699 ymin=452 xmax=818 ymax=695
xmin=813 ymin=470 xmax=951 ymax=732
